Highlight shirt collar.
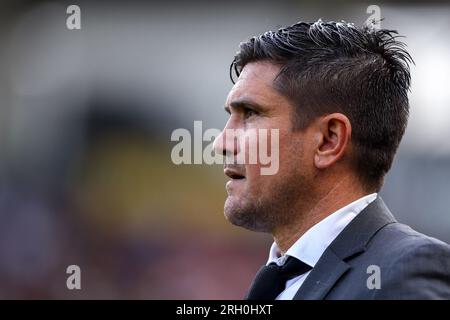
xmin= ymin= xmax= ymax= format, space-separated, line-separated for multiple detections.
xmin=267 ymin=193 xmax=378 ymax=267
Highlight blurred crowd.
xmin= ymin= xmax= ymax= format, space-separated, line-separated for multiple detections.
xmin=0 ymin=0 xmax=449 ymax=299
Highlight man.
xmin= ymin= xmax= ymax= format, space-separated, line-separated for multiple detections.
xmin=213 ymin=20 xmax=450 ymax=299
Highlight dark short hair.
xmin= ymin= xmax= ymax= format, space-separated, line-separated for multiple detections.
xmin=230 ymin=20 xmax=413 ymax=191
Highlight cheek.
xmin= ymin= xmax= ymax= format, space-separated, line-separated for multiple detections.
xmin=244 ymin=164 xmax=263 ymax=183
xmin=243 ymin=164 xmax=276 ymax=195
xmin=275 ymin=128 xmax=293 ymax=154
xmin=277 ymin=133 xmax=306 ymax=172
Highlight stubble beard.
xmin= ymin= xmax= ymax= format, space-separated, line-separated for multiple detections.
xmin=224 ymin=169 xmax=309 ymax=233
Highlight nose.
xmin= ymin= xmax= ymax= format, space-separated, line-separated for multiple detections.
xmin=213 ymin=119 xmax=240 ymax=159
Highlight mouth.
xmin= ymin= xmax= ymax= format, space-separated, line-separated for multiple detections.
xmin=224 ymin=167 xmax=246 ymax=181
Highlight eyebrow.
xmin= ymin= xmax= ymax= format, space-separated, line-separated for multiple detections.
xmin=224 ymin=99 xmax=265 ymax=114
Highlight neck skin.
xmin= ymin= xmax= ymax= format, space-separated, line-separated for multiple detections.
xmin=272 ymin=173 xmax=370 ymax=254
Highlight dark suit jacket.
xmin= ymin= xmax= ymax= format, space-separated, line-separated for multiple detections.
xmin=293 ymin=197 xmax=450 ymax=299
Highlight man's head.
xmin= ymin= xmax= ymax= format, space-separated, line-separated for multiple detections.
xmin=214 ymin=20 xmax=412 ymax=233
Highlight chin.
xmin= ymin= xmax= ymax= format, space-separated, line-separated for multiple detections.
xmin=223 ymin=196 xmax=271 ymax=233
xmin=223 ymin=196 xmax=238 ymax=220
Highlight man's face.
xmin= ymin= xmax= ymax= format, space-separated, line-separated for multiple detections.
xmin=214 ymin=61 xmax=315 ymax=232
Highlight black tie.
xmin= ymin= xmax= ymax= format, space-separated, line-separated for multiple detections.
xmin=245 ymin=256 xmax=312 ymax=300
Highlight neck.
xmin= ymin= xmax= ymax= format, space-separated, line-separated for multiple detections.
xmin=272 ymin=174 xmax=369 ymax=253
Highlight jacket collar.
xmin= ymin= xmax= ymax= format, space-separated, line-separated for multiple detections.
xmin=293 ymin=196 xmax=397 ymax=300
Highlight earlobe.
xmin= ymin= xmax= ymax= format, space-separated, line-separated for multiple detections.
xmin=314 ymin=153 xmax=328 ymax=169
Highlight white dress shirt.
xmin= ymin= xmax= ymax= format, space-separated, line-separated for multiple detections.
xmin=267 ymin=193 xmax=378 ymax=300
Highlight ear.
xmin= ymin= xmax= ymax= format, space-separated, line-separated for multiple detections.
xmin=313 ymin=113 xmax=352 ymax=169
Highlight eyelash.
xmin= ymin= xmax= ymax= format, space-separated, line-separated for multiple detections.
xmin=243 ymin=108 xmax=257 ymax=119
xmin=225 ymin=107 xmax=258 ymax=119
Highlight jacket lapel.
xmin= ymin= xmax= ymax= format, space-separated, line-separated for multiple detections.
xmin=293 ymin=196 xmax=397 ymax=300
xmin=294 ymin=249 xmax=350 ymax=300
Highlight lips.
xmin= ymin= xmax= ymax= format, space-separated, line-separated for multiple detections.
xmin=224 ymin=166 xmax=246 ymax=180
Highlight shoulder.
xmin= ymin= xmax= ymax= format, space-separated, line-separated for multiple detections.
xmin=368 ymin=222 xmax=450 ymax=299
xmin=371 ymin=221 xmax=450 ymax=259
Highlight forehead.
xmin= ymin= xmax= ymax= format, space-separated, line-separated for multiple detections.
xmin=226 ymin=61 xmax=284 ymax=106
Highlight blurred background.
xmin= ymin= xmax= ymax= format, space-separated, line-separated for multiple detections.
xmin=0 ymin=0 xmax=449 ymax=299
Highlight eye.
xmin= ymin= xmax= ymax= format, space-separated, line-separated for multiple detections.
xmin=243 ymin=108 xmax=257 ymax=119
